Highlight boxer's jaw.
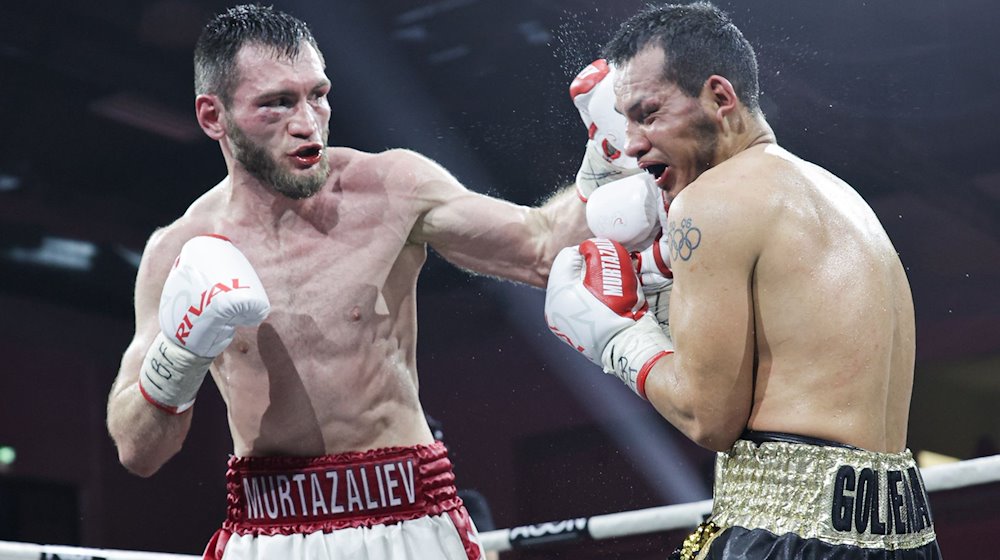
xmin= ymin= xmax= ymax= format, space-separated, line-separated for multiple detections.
xmin=226 ymin=118 xmax=330 ymax=200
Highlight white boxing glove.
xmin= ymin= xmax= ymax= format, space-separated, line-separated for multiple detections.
xmin=545 ymin=238 xmax=672 ymax=398
xmin=139 ymin=234 xmax=270 ymax=414
xmin=570 ymin=59 xmax=640 ymax=202
xmin=586 ymin=172 xmax=662 ymax=252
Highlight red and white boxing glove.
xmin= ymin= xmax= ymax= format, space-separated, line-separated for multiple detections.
xmin=633 ymin=233 xmax=674 ymax=338
xmin=545 ymin=239 xmax=673 ymax=398
xmin=571 ymin=59 xmax=640 ymax=202
xmin=139 ymin=235 xmax=270 ymax=414
xmin=586 ymin=169 xmax=673 ymax=327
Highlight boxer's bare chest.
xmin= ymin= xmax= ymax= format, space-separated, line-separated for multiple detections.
xmin=209 ymin=183 xmax=422 ymax=366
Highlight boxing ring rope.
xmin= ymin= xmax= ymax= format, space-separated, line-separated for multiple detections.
xmin=1 ymin=454 xmax=998 ymax=559
xmin=482 ymin=452 xmax=1000 ymax=551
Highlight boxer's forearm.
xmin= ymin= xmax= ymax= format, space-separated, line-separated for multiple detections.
xmin=533 ymin=184 xmax=592 ymax=272
xmin=462 ymin=184 xmax=590 ymax=289
xmin=107 ymin=381 xmax=192 ymax=477
xmin=643 ymin=355 xmax=747 ymax=452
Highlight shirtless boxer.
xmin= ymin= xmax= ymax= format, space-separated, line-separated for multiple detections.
xmin=544 ymin=3 xmax=942 ymax=558
xmin=105 ymin=5 xmax=625 ymax=560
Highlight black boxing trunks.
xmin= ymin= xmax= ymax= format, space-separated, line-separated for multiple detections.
xmin=672 ymin=432 xmax=943 ymax=559
xmin=203 ymin=441 xmax=483 ymax=560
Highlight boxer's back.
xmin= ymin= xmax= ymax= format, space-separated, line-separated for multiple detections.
xmin=744 ymin=146 xmax=915 ymax=452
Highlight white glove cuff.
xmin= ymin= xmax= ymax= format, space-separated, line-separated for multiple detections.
xmin=601 ymin=314 xmax=674 ymax=399
xmin=575 ymin=140 xmax=642 ymax=202
xmin=138 ymin=331 xmax=213 ymax=414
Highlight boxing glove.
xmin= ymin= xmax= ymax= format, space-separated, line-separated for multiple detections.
xmin=139 ymin=234 xmax=270 ymax=414
xmin=633 ymin=233 xmax=674 ymax=337
xmin=571 ymin=59 xmax=640 ymax=202
xmin=586 ymin=172 xmax=673 ymax=331
xmin=585 ymin=172 xmax=662 ymax=252
xmin=545 ymin=239 xmax=672 ymax=398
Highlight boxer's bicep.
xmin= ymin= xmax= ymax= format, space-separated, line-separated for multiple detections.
xmin=657 ymin=191 xmax=762 ymax=448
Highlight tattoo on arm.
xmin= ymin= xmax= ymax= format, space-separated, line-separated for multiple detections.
xmin=667 ymin=217 xmax=702 ymax=262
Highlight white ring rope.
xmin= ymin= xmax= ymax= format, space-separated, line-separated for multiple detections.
xmin=1 ymin=454 xmax=998 ymax=558
xmin=0 ymin=540 xmax=196 ymax=560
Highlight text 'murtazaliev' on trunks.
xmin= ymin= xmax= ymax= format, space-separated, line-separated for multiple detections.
xmin=241 ymin=458 xmax=418 ymax=521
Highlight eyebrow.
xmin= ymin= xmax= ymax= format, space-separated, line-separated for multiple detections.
xmin=622 ymin=98 xmax=645 ymax=121
xmin=255 ymin=80 xmax=331 ymax=100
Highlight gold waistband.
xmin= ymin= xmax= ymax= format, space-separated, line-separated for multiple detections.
xmin=711 ymin=439 xmax=936 ymax=549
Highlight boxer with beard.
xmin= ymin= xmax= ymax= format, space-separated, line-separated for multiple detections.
xmin=106 ymin=5 xmax=606 ymax=559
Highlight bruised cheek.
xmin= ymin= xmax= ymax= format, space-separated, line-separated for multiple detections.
xmin=248 ymin=117 xmax=287 ymax=151
xmin=248 ymin=109 xmax=287 ymax=135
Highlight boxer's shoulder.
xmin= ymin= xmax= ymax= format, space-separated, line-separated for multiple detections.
xmin=726 ymin=144 xmax=820 ymax=195
xmin=324 ymin=146 xmax=364 ymax=169
xmin=678 ymin=149 xmax=788 ymax=218
xmin=665 ymin=162 xmax=777 ymax=267
xmin=326 ymin=146 xmax=423 ymax=167
xmin=336 ymin=147 xmax=457 ymax=196
xmin=143 ymin=212 xmax=217 ymax=270
xmin=129 ymin=222 xmax=203 ymax=295
xmin=372 ymin=147 xmax=446 ymax=175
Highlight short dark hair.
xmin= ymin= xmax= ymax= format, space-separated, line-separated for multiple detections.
xmin=603 ymin=2 xmax=760 ymax=111
xmin=194 ymin=4 xmax=323 ymax=105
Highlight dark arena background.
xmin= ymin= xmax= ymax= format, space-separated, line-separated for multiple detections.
xmin=0 ymin=0 xmax=998 ymax=557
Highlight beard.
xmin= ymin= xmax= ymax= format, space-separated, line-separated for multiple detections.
xmin=225 ymin=118 xmax=330 ymax=200
xmin=660 ymin=111 xmax=719 ymax=197
xmin=690 ymin=110 xmax=719 ymax=181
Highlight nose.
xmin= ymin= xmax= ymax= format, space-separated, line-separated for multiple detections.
xmin=623 ymin=121 xmax=648 ymax=160
xmin=287 ymin=102 xmax=323 ymax=140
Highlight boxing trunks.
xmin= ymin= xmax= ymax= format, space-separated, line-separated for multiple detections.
xmin=203 ymin=441 xmax=484 ymax=560
xmin=672 ymin=432 xmax=943 ymax=559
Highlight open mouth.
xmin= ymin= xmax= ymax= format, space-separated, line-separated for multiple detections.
xmin=644 ymin=163 xmax=670 ymax=188
xmin=292 ymin=145 xmax=323 ymax=166
xmin=646 ymin=164 xmax=668 ymax=180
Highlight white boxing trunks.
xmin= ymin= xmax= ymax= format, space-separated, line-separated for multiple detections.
xmin=203 ymin=441 xmax=484 ymax=560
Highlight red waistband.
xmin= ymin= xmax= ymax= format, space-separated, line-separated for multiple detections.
xmin=223 ymin=441 xmax=463 ymax=536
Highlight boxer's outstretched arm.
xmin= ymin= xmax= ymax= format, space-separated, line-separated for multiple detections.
xmin=642 ymin=178 xmax=762 ymax=451
xmin=406 ymin=59 xmax=640 ymax=284
xmin=403 ymin=150 xmax=591 ymax=288
xmin=107 ymin=228 xmax=193 ymax=477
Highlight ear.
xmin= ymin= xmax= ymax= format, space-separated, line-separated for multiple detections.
xmin=195 ymin=94 xmax=226 ymax=140
xmin=702 ymin=75 xmax=739 ymax=120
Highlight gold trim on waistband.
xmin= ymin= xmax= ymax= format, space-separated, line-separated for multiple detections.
xmin=711 ymin=439 xmax=936 ymax=550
